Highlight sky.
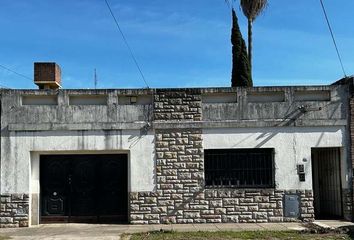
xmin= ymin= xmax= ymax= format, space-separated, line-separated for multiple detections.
xmin=0 ymin=0 xmax=353 ymax=89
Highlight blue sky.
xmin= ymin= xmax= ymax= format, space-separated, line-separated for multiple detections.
xmin=0 ymin=0 xmax=353 ymax=89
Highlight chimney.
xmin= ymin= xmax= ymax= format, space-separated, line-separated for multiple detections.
xmin=34 ymin=62 xmax=62 ymax=90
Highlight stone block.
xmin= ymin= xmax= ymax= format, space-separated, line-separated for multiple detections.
xmin=11 ymin=194 xmax=24 ymax=201
xmin=254 ymin=196 xmax=269 ymax=203
xmin=239 ymin=198 xmax=254 ymax=204
xmin=218 ymin=191 xmax=231 ymax=198
xmin=201 ymin=210 xmax=214 ymax=215
xmin=222 ymin=215 xmax=239 ymax=223
xmin=131 ymin=214 xmax=144 ymax=220
xmin=269 ymin=217 xmax=283 ymax=222
xmin=161 ymin=216 xmax=177 ymax=224
xmin=145 ymin=197 xmax=157 ymax=204
xmin=131 ymin=220 xmax=149 ymax=224
xmin=194 ymin=219 xmax=207 ymax=223
xmin=159 ymin=200 xmax=174 ymax=206
xmin=131 ymin=204 xmax=140 ymax=211
xmin=239 ymin=214 xmax=252 ymax=220
xmin=231 ymin=191 xmax=245 ymax=198
xmin=178 ymin=172 xmax=191 ymax=180
xmin=171 ymin=194 xmax=183 ymax=200
xmin=145 ymin=214 xmax=159 ymax=220
xmin=259 ymin=203 xmax=276 ymax=209
xmin=151 ymin=206 xmax=167 ymax=214
xmin=206 ymin=219 xmax=222 ymax=223
xmin=184 ymin=211 xmax=200 ymax=218
xmin=223 ymin=198 xmax=239 ymax=206
xmin=235 ymin=206 xmax=248 ymax=212
xmin=0 ymin=217 xmax=13 ymax=223
xmin=177 ymin=219 xmax=194 ymax=224
xmin=191 ymin=172 xmax=203 ymax=179
xmin=209 ymin=200 xmax=222 ymax=207
xmin=215 ymin=208 xmax=227 ymax=214
xmin=253 ymin=212 xmax=268 ymax=219
xmin=248 ymin=205 xmax=259 ymax=211
xmin=190 ymin=205 xmax=209 ymax=210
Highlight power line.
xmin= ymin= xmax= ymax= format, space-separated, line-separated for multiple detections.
xmin=94 ymin=68 xmax=98 ymax=89
xmin=0 ymin=64 xmax=32 ymax=81
xmin=104 ymin=0 xmax=150 ymax=88
xmin=319 ymin=0 xmax=347 ymax=77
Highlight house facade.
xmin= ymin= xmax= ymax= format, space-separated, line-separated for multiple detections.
xmin=0 ymin=63 xmax=353 ymax=227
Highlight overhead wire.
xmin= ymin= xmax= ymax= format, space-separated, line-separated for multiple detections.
xmin=104 ymin=0 xmax=150 ymax=88
xmin=0 ymin=64 xmax=32 ymax=81
xmin=319 ymin=0 xmax=347 ymax=77
xmin=0 ymin=64 xmax=32 ymax=89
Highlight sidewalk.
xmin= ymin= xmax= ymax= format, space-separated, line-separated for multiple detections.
xmin=0 ymin=221 xmax=352 ymax=240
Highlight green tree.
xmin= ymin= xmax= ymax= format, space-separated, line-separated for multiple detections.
xmin=240 ymin=0 xmax=268 ymax=75
xmin=231 ymin=9 xmax=252 ymax=87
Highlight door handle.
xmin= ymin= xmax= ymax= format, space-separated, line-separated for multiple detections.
xmin=68 ymin=175 xmax=72 ymax=185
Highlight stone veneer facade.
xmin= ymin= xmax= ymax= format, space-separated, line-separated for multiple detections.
xmin=349 ymin=94 xmax=354 ymax=221
xmin=343 ymin=189 xmax=352 ymax=221
xmin=0 ymin=194 xmax=29 ymax=228
xmin=129 ymin=89 xmax=315 ymax=224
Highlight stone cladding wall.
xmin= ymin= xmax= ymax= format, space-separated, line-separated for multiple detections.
xmin=130 ymin=189 xmax=314 ymax=224
xmin=154 ymin=89 xmax=202 ymax=121
xmin=350 ymin=96 xmax=354 ymax=221
xmin=343 ymin=189 xmax=352 ymax=221
xmin=0 ymin=194 xmax=29 ymax=228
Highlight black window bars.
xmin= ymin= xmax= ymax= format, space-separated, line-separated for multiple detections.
xmin=204 ymin=148 xmax=275 ymax=188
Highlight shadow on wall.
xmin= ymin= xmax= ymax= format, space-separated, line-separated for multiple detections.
xmin=222 ymin=112 xmax=343 ymax=149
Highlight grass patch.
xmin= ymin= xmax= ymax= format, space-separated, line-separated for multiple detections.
xmin=0 ymin=236 xmax=11 ymax=240
xmin=128 ymin=230 xmax=350 ymax=240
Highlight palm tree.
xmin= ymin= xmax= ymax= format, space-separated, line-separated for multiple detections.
xmin=240 ymin=0 xmax=268 ymax=74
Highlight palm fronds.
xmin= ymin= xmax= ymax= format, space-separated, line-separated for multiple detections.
xmin=240 ymin=0 xmax=268 ymax=22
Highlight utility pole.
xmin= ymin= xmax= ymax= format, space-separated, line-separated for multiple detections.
xmin=94 ymin=68 xmax=97 ymax=89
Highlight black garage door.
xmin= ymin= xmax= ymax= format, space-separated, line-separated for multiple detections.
xmin=40 ymin=154 xmax=128 ymax=223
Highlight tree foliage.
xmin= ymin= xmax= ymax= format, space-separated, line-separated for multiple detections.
xmin=231 ymin=9 xmax=252 ymax=87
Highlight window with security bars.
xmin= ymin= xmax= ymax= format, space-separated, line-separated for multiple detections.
xmin=204 ymin=148 xmax=275 ymax=188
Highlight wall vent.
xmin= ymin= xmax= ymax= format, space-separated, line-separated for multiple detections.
xmin=22 ymin=95 xmax=57 ymax=106
xmin=294 ymin=90 xmax=330 ymax=101
xmin=202 ymin=93 xmax=237 ymax=103
xmin=69 ymin=95 xmax=107 ymax=105
xmin=248 ymin=91 xmax=285 ymax=103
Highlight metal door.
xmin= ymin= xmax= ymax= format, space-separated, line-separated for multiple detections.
xmin=312 ymin=148 xmax=342 ymax=219
xmin=40 ymin=154 xmax=128 ymax=223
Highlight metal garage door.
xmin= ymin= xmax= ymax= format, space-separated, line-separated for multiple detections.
xmin=40 ymin=154 xmax=128 ymax=223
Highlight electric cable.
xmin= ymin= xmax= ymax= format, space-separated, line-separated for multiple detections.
xmin=319 ymin=0 xmax=347 ymax=77
xmin=104 ymin=0 xmax=150 ymax=88
xmin=0 ymin=64 xmax=32 ymax=81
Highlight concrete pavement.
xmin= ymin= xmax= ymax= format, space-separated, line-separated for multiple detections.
xmin=0 ymin=221 xmax=352 ymax=240
xmin=313 ymin=220 xmax=354 ymax=229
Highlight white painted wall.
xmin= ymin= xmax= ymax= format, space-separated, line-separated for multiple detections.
xmin=1 ymin=129 xmax=155 ymax=194
xmin=203 ymin=126 xmax=349 ymax=190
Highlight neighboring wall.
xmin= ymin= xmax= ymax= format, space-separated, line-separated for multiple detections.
xmin=0 ymin=84 xmax=352 ymax=227
xmin=348 ymin=78 xmax=354 ymax=222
